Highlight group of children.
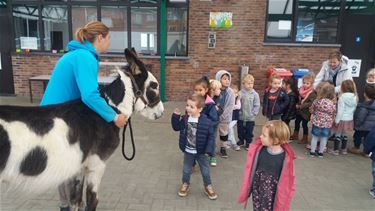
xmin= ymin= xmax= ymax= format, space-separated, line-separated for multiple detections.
xmin=171 ymin=67 xmax=375 ymax=209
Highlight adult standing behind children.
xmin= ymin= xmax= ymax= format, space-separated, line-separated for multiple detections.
xmin=262 ymin=74 xmax=289 ymax=120
xmin=215 ymin=70 xmax=235 ymax=158
xmin=40 ymin=21 xmax=128 ymax=211
xmin=314 ymin=51 xmax=352 ymax=93
xmin=171 ymin=94 xmax=218 ymax=200
xmin=237 ymin=74 xmax=260 ymax=150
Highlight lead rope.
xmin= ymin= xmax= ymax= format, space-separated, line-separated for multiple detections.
xmin=121 ymin=118 xmax=136 ymax=160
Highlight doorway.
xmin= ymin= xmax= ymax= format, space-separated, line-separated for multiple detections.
xmin=0 ymin=6 xmax=15 ymax=95
xmin=341 ymin=12 xmax=375 ymax=101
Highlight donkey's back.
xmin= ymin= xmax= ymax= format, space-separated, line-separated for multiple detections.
xmin=0 ymin=100 xmax=120 ymax=193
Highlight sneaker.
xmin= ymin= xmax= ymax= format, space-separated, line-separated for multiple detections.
xmin=361 ymin=152 xmax=370 ymax=158
xmin=369 ymin=189 xmax=375 ymax=198
xmin=204 ymin=185 xmax=218 ymax=200
xmin=220 ymin=147 xmax=228 ymax=158
xmin=237 ymin=140 xmax=244 ymax=146
xmin=233 ymin=144 xmax=241 ymax=151
xmin=309 ymin=152 xmax=316 ymax=157
xmin=317 ymin=152 xmax=324 ymax=158
xmin=348 ymin=147 xmax=361 ymax=154
xmin=341 ymin=149 xmax=348 ymax=155
xmin=306 ymin=144 xmax=311 ymax=150
xmin=245 ymin=143 xmax=250 ymax=150
xmin=209 ymin=156 xmax=217 ymax=167
xmin=329 ymin=149 xmax=339 ymax=156
xmin=223 ymin=141 xmax=231 ymax=149
xmin=178 ymin=183 xmax=189 ymax=197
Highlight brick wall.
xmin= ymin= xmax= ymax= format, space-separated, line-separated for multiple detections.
xmin=11 ymin=0 xmax=339 ymax=101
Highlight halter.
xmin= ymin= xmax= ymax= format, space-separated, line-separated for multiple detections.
xmin=124 ymin=71 xmax=160 ymax=109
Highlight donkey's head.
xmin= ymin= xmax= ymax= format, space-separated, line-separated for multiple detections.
xmin=102 ymin=48 xmax=164 ymax=120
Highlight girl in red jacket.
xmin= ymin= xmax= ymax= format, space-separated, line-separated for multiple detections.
xmin=238 ymin=120 xmax=296 ymax=211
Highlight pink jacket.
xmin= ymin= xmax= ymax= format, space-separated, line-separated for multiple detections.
xmin=238 ymin=138 xmax=296 ymax=211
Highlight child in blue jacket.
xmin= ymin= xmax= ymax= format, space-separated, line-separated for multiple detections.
xmin=364 ymin=125 xmax=375 ymax=198
xmin=171 ymin=94 xmax=218 ymax=200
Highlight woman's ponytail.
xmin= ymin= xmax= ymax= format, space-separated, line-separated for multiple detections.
xmin=75 ymin=21 xmax=109 ymax=44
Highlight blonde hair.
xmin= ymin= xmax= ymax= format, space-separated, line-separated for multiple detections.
xmin=263 ymin=120 xmax=290 ymax=145
xmin=209 ymin=79 xmax=222 ymax=90
xmin=328 ymin=51 xmax=342 ymax=61
xmin=302 ymin=73 xmax=315 ymax=84
xmin=75 ymin=21 xmax=109 ymax=43
xmin=242 ymin=74 xmax=255 ymax=84
xmin=367 ymin=68 xmax=375 ymax=78
xmin=188 ymin=94 xmax=205 ymax=109
xmin=270 ymin=73 xmax=281 ymax=82
xmin=317 ymin=83 xmax=335 ymax=100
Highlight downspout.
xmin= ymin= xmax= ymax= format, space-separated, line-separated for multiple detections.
xmin=160 ymin=0 xmax=166 ymax=102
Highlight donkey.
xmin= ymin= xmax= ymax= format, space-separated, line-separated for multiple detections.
xmin=0 ymin=48 xmax=164 ymax=210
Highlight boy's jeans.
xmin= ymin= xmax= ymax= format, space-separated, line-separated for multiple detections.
xmin=182 ymin=153 xmax=211 ymax=187
xmin=372 ymin=160 xmax=375 ymax=191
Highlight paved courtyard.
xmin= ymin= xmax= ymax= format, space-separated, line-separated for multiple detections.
xmin=0 ymin=96 xmax=375 ymax=210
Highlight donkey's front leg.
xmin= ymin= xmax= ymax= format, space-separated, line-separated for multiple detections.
xmin=84 ymin=155 xmax=106 ymax=211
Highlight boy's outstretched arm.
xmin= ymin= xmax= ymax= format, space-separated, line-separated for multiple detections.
xmin=171 ymin=108 xmax=183 ymax=131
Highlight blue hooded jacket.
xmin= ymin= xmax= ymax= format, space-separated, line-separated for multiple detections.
xmin=40 ymin=40 xmax=116 ymax=122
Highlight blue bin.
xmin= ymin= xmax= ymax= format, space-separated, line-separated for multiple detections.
xmin=292 ymin=68 xmax=311 ymax=79
xmin=292 ymin=68 xmax=311 ymax=88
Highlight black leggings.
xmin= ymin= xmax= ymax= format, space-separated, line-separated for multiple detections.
xmin=294 ymin=114 xmax=309 ymax=135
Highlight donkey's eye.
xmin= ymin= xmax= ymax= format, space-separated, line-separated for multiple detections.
xmin=150 ymin=82 xmax=158 ymax=89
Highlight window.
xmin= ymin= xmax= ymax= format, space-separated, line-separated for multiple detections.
xmin=42 ymin=5 xmax=69 ymax=51
xmin=0 ymin=0 xmax=6 ymax=8
xmin=71 ymin=5 xmax=97 ymax=36
xmin=166 ymin=7 xmax=187 ymax=56
xmin=10 ymin=0 xmax=189 ymax=55
xmin=101 ymin=6 xmax=128 ymax=53
xmin=296 ymin=0 xmax=341 ymax=43
xmin=345 ymin=0 xmax=375 ymax=14
xmin=266 ymin=0 xmax=293 ymax=41
xmin=131 ymin=7 xmax=157 ymax=55
xmin=13 ymin=5 xmax=41 ymax=50
xmin=265 ymin=0 xmax=352 ymax=44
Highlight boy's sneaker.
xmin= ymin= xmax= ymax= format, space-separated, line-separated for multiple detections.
xmin=178 ymin=183 xmax=189 ymax=197
xmin=369 ymin=189 xmax=375 ymax=198
xmin=220 ymin=147 xmax=228 ymax=158
xmin=317 ymin=152 xmax=324 ymax=158
xmin=233 ymin=144 xmax=241 ymax=151
xmin=237 ymin=140 xmax=244 ymax=146
xmin=245 ymin=143 xmax=250 ymax=150
xmin=223 ymin=141 xmax=231 ymax=149
xmin=348 ymin=147 xmax=361 ymax=154
xmin=209 ymin=156 xmax=217 ymax=167
xmin=341 ymin=149 xmax=348 ymax=155
xmin=204 ymin=185 xmax=218 ymax=200
xmin=309 ymin=152 xmax=316 ymax=157
xmin=329 ymin=149 xmax=339 ymax=156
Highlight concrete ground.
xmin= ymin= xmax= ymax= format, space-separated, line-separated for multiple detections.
xmin=0 ymin=96 xmax=374 ymax=211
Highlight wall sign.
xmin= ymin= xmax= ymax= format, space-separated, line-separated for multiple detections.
xmin=348 ymin=59 xmax=362 ymax=77
xmin=209 ymin=12 xmax=233 ymax=29
xmin=20 ymin=37 xmax=38 ymax=50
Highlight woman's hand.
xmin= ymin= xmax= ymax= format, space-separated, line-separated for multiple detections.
xmin=114 ymin=114 xmax=128 ymax=128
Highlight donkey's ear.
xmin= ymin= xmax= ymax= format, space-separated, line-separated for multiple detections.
xmin=124 ymin=48 xmax=142 ymax=75
xmin=131 ymin=47 xmax=137 ymax=55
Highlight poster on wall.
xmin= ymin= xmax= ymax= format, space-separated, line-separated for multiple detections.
xmin=296 ymin=20 xmax=314 ymax=42
xmin=348 ymin=59 xmax=362 ymax=77
xmin=209 ymin=12 xmax=233 ymax=29
xmin=20 ymin=37 xmax=38 ymax=50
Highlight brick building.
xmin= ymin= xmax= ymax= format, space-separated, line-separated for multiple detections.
xmin=0 ymin=0 xmax=374 ymax=101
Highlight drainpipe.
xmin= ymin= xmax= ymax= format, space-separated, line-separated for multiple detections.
xmin=160 ymin=0 xmax=166 ymax=102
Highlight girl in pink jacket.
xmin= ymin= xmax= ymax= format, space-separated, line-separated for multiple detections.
xmin=238 ymin=120 xmax=296 ymax=211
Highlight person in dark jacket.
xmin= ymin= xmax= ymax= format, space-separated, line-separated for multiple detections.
xmin=363 ymin=124 xmax=375 ymax=198
xmin=349 ymin=84 xmax=375 ymax=155
xmin=262 ymin=74 xmax=289 ymax=120
xmin=171 ymin=94 xmax=218 ymax=200
xmin=282 ymin=78 xmax=299 ymax=133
